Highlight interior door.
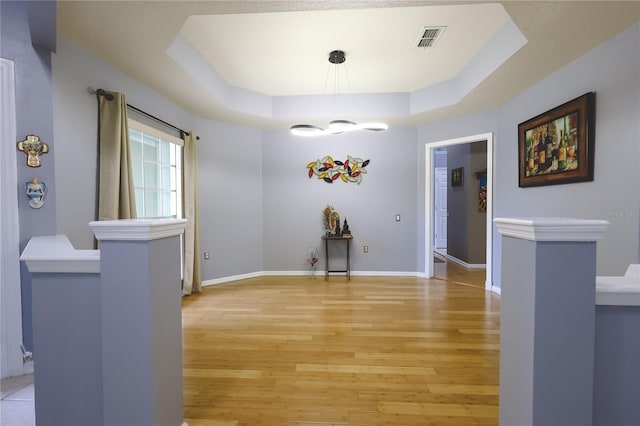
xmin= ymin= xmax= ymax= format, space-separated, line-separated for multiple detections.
xmin=434 ymin=167 xmax=448 ymax=249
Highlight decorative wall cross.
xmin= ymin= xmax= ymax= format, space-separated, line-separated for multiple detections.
xmin=17 ymin=135 xmax=49 ymax=167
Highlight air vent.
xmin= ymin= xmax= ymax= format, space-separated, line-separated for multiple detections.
xmin=416 ymin=26 xmax=446 ymax=48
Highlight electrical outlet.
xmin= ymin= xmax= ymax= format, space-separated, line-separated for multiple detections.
xmin=203 ymin=251 xmax=210 ymax=260
xmin=363 ymin=245 xmax=368 ymax=253
xmin=395 ymin=214 xmax=401 ymax=222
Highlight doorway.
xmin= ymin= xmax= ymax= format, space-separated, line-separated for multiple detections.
xmin=424 ymin=132 xmax=494 ymax=291
xmin=434 ymin=166 xmax=448 ymax=251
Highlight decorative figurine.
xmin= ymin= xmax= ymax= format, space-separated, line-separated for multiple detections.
xmin=323 ymin=205 xmax=335 ymax=234
xmin=25 ymin=177 xmax=47 ymax=209
xmin=341 ymin=218 xmax=351 ymax=237
xmin=17 ymin=135 xmax=49 ymax=167
xmin=330 ymin=211 xmax=340 ymax=235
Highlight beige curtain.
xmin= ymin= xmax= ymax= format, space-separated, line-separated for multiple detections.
xmin=182 ymin=131 xmax=201 ymax=295
xmin=98 ymin=90 xmax=136 ymax=221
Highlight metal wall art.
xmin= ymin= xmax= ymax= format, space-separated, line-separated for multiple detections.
xmin=17 ymin=135 xmax=49 ymax=167
xmin=25 ymin=177 xmax=47 ymax=209
xmin=306 ymin=155 xmax=370 ymax=184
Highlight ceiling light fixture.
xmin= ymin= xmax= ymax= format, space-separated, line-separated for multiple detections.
xmin=290 ymin=50 xmax=388 ymax=136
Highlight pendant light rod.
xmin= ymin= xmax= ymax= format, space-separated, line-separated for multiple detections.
xmin=290 ymin=50 xmax=388 ymax=137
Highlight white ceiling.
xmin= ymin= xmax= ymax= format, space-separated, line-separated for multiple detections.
xmin=180 ymin=4 xmax=509 ymax=96
xmin=57 ymin=1 xmax=640 ymax=131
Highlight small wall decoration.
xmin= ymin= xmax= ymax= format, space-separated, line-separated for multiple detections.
xmin=17 ymin=135 xmax=49 ymax=167
xmin=307 ymin=155 xmax=370 ymax=184
xmin=25 ymin=177 xmax=47 ymax=209
xmin=451 ymin=167 xmax=464 ymax=187
xmin=477 ymin=173 xmax=487 ymax=213
xmin=518 ymin=92 xmax=595 ymax=187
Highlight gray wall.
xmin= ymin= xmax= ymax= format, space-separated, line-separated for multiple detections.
xmin=446 ymin=141 xmax=487 ymax=265
xmin=491 ymin=23 xmax=640 ymax=288
xmin=1 ymin=1 xmax=58 ymax=351
xmin=500 ymin=238 xmax=598 ymax=426
xmin=468 ymin=141 xmax=487 ymax=264
xmin=53 ymin=37 xmax=194 ymax=249
xmin=53 ymin=37 xmax=265 ymax=281
xmin=419 ymin=23 xmax=640 ymax=288
xmin=195 ymin=119 xmax=263 ymax=279
xmin=262 ymin=126 xmax=419 ymax=273
xmin=99 ymin=237 xmax=183 ymax=426
xmin=593 ymin=305 xmax=640 ymax=426
xmin=434 ymin=148 xmax=447 ymax=168
xmin=447 ymin=144 xmax=470 ymax=262
xmin=31 ymin=272 xmax=103 ymax=426
xmin=50 ymin=21 xmax=640 ymax=288
xmin=417 ymin=110 xmax=499 ymax=274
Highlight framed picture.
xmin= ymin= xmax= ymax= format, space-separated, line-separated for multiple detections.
xmin=518 ymin=92 xmax=595 ymax=187
xmin=451 ymin=167 xmax=464 ymax=187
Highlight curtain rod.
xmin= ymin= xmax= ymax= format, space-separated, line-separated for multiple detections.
xmin=89 ymin=87 xmax=199 ymax=140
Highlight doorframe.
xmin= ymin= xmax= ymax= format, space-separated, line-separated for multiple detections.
xmin=0 ymin=58 xmax=26 ymax=378
xmin=424 ymin=132 xmax=494 ymax=291
xmin=434 ymin=166 xmax=447 ymax=250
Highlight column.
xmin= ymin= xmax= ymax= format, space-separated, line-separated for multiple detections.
xmin=90 ymin=219 xmax=187 ymax=426
xmin=20 ymin=235 xmax=102 ymax=426
xmin=494 ymin=217 xmax=608 ymax=426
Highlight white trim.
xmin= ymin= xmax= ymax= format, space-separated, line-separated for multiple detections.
xmin=596 ymin=265 xmax=640 ymax=306
xmin=90 ymin=218 xmax=187 ymax=241
xmin=203 ymin=270 xmax=457 ymax=286
xmin=442 ymin=253 xmax=486 ymax=269
xmin=261 ymin=270 xmax=310 ymax=277
xmin=494 ymin=217 xmax=609 ymax=242
xmin=351 ymin=271 xmax=420 ymax=277
xmin=202 ymin=271 xmax=264 ymax=286
xmin=491 ymin=286 xmax=502 ymax=296
xmin=0 ymin=58 xmax=25 ymax=379
xmin=20 ymin=235 xmax=100 ymax=274
xmin=425 ymin=132 xmax=494 ymax=291
xmin=128 ymin=118 xmax=183 ymax=146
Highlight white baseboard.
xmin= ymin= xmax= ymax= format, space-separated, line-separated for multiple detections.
xmin=443 ymin=254 xmax=486 ymax=269
xmin=491 ymin=285 xmax=501 ymax=295
xmin=350 ymin=271 xmax=420 ymax=277
xmin=203 ymin=270 xmax=423 ymax=286
xmin=202 ymin=271 xmax=264 ymax=286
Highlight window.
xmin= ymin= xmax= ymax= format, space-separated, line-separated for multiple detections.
xmin=128 ymin=119 xmax=182 ymax=219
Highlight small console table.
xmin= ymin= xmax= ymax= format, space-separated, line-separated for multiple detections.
xmin=322 ymin=235 xmax=351 ymax=280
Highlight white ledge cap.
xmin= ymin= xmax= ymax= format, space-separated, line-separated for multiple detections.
xmin=596 ymin=265 xmax=640 ymax=306
xmin=20 ymin=235 xmax=100 ymax=273
xmin=90 ymin=218 xmax=188 ymax=241
xmin=494 ymin=217 xmax=609 ymax=242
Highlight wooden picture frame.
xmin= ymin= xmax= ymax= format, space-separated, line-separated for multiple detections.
xmin=451 ymin=167 xmax=464 ymax=187
xmin=518 ymin=92 xmax=595 ymax=187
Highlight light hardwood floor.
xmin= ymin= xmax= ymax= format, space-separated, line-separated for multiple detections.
xmin=182 ymin=262 xmax=498 ymax=425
